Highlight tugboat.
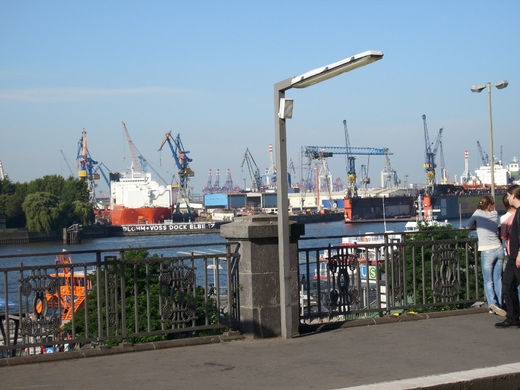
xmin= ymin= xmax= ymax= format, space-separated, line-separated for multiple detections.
xmin=36 ymin=253 xmax=92 ymax=321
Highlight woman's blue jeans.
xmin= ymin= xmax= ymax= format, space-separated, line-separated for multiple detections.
xmin=481 ymin=246 xmax=505 ymax=308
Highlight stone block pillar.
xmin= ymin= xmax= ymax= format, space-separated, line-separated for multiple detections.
xmin=220 ymin=214 xmax=304 ymax=338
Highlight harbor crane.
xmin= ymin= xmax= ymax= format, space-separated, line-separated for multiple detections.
xmin=343 ymin=120 xmax=357 ymax=197
xmin=93 ymin=162 xmax=111 ymax=188
xmin=77 ymin=128 xmax=100 ymax=203
xmin=421 ymin=114 xmax=443 ymax=194
xmin=359 ymin=162 xmax=370 ymax=189
xmin=241 ymin=148 xmax=262 ymax=192
xmin=159 ymin=131 xmax=194 ymax=212
xmin=382 ymin=150 xmax=400 ymax=188
xmin=122 ymin=122 xmax=168 ymax=185
xmin=60 ymin=149 xmax=74 ymax=177
xmin=476 ymin=140 xmax=489 ymax=166
xmin=122 ymin=121 xmax=146 ymax=173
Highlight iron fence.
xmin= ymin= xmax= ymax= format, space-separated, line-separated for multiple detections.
xmin=298 ymin=230 xmax=480 ymax=324
xmin=0 ymin=242 xmax=240 ymax=358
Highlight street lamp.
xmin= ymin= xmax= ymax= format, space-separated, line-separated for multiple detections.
xmin=274 ymin=50 xmax=383 ymax=338
xmin=470 ymin=80 xmax=509 ymax=201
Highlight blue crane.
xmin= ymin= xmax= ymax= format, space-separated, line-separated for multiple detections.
xmin=302 ymin=144 xmax=391 ymax=196
xmin=476 ymin=140 xmax=489 ymax=166
xmin=421 ymin=114 xmax=443 ymax=194
xmin=159 ymin=132 xmax=194 ymax=211
xmin=302 ymin=145 xmax=390 ymax=157
xmin=77 ymin=128 xmax=100 ymax=203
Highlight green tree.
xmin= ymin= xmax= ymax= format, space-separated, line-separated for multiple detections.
xmin=27 ymin=175 xmax=66 ymax=197
xmin=70 ymin=200 xmax=94 ymax=226
xmin=22 ymin=192 xmax=61 ymax=234
xmin=62 ymin=177 xmax=90 ymax=204
xmin=401 ymin=224 xmax=477 ymax=311
xmin=0 ymin=182 xmax=28 ymax=228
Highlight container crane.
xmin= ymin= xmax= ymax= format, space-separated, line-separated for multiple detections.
xmin=421 ymin=114 xmax=443 ymax=194
xmin=343 ymin=120 xmax=357 ymax=198
xmin=159 ymin=131 xmax=194 ymax=212
xmin=77 ymin=128 xmax=100 ymax=203
xmin=203 ymin=169 xmax=213 ymax=194
xmin=212 ymin=168 xmax=221 ymax=193
xmin=223 ymin=168 xmax=234 ymax=192
xmin=241 ymin=148 xmax=262 ymax=191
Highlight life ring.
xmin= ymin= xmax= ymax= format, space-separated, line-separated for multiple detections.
xmin=362 ymin=237 xmax=368 ymax=242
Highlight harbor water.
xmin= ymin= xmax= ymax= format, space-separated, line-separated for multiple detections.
xmin=0 ymin=218 xmax=468 ymax=265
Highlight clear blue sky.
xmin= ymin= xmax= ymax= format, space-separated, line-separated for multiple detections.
xmin=1 ymin=1 xmax=519 ymax=196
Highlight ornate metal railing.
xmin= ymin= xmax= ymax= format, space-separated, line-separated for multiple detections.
xmin=298 ymin=230 xmax=480 ymax=324
xmin=0 ymin=242 xmax=240 ymax=358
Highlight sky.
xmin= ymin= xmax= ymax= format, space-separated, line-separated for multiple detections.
xmin=1 ymin=1 xmax=519 ymax=197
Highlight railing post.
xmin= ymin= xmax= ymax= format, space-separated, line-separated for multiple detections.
xmin=220 ymin=214 xmax=304 ymax=338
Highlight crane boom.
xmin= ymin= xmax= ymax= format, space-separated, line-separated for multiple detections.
xmin=60 ymin=149 xmax=74 ymax=176
xmin=122 ymin=121 xmax=144 ymax=173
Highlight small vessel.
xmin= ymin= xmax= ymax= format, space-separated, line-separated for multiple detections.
xmin=36 ymin=254 xmax=92 ymax=321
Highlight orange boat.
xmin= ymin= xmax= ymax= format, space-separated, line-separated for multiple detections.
xmin=36 ymin=254 xmax=92 ymax=321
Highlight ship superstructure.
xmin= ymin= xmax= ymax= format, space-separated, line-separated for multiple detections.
xmin=109 ymin=168 xmax=172 ymax=225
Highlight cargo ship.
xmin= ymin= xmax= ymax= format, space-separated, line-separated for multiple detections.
xmin=107 ymin=169 xmax=173 ymax=225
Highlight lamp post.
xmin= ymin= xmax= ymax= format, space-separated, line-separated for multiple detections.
xmin=274 ymin=50 xmax=383 ymax=338
xmin=470 ymin=80 xmax=509 ymax=201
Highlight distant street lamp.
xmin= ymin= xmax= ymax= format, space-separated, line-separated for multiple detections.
xmin=274 ymin=51 xmax=383 ymax=339
xmin=470 ymin=80 xmax=508 ymax=201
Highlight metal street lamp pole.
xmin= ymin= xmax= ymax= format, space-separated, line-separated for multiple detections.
xmin=487 ymin=83 xmax=495 ymax=201
xmin=471 ymin=80 xmax=508 ymax=201
xmin=274 ymin=51 xmax=383 ymax=339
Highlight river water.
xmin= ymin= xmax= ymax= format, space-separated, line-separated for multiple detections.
xmin=0 ymin=218 xmax=467 ymax=265
xmin=0 ymin=218 xmax=470 ymax=311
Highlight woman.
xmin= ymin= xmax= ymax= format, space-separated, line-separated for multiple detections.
xmin=466 ymin=196 xmax=505 ymax=316
xmin=496 ymin=185 xmax=520 ymax=327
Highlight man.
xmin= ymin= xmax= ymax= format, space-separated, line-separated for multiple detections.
xmin=496 ymin=185 xmax=520 ymax=327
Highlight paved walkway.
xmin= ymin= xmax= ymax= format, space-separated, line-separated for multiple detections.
xmin=2 ymin=311 xmax=520 ymax=389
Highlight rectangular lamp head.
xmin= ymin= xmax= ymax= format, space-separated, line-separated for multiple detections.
xmin=291 ymin=50 xmax=383 ymax=89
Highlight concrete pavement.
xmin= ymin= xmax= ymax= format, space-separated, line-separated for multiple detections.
xmin=2 ymin=310 xmax=520 ymax=389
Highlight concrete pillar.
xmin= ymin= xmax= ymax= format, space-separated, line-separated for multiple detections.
xmin=220 ymin=214 xmax=304 ymax=338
